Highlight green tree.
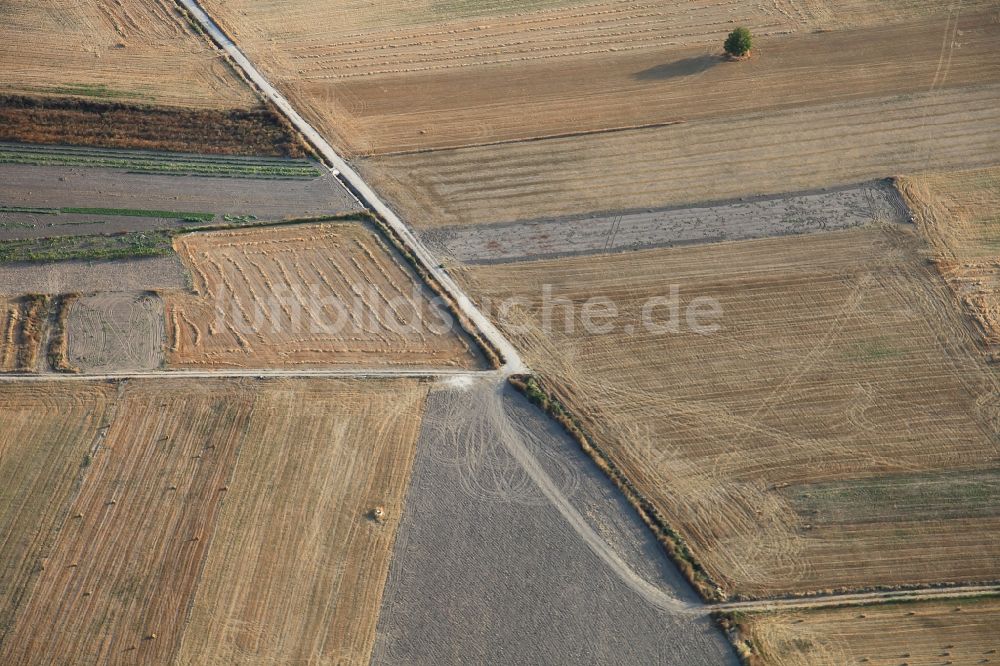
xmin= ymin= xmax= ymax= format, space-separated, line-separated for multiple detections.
xmin=724 ymin=27 xmax=753 ymax=58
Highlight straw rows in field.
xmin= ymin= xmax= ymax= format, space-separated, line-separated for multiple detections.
xmin=166 ymin=222 xmax=483 ymax=369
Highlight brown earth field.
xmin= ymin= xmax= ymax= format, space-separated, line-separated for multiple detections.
xmin=361 ymin=80 xmax=1000 ymax=228
xmin=0 ymin=257 xmax=188 ymax=298
xmin=201 ymin=0 xmax=995 ymax=155
xmin=899 ymin=166 xmax=1000 ymax=355
xmin=165 ymin=222 xmax=484 ymax=369
xmin=0 ymin=378 xmax=428 ymax=665
xmin=0 ymin=0 xmax=252 ymax=110
xmin=0 ymin=96 xmax=306 ymax=158
xmin=457 ymin=224 xmax=1000 ymax=599
xmin=730 ymin=596 xmax=1000 ymax=665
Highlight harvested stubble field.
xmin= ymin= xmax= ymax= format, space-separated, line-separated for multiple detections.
xmin=733 ymin=597 xmax=1000 ymax=665
xmin=0 ymin=378 xmax=428 ymax=665
xmin=0 ymin=0 xmax=251 ymax=110
xmin=458 ymin=225 xmax=1000 ymax=598
xmin=362 ymin=81 xmax=1000 ymax=228
xmin=166 ymin=222 xmax=484 ymax=369
xmin=899 ymin=166 xmax=1000 ymax=354
xmin=202 ymin=0 xmax=996 ymax=155
xmin=67 ymin=293 xmax=166 ymax=373
xmin=0 ymin=382 xmax=115 ymax=642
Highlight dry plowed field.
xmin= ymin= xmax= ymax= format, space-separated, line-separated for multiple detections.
xmin=165 ymin=223 xmax=483 ymax=369
xmin=735 ymin=597 xmax=1000 ymax=665
xmin=363 ymin=81 xmax=1000 ymax=227
xmin=67 ymin=293 xmax=166 ymax=373
xmin=900 ymin=166 xmax=1000 ymax=354
xmin=459 ymin=225 xmax=1000 ymax=598
xmin=0 ymin=378 xmax=428 ymax=665
xmin=0 ymin=0 xmax=252 ymax=110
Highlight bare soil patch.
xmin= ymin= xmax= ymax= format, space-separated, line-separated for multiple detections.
xmin=0 ymin=256 xmax=188 ymax=297
xmin=0 ymin=296 xmax=48 ymax=373
xmin=425 ymin=181 xmax=906 ymax=264
xmin=165 ymin=222 xmax=484 ymax=369
xmin=735 ymin=596 xmax=1000 ymax=665
xmin=67 ymin=293 xmax=166 ymax=373
xmin=372 ymin=380 xmax=737 ymax=665
xmin=459 ymin=226 xmax=1000 ymax=598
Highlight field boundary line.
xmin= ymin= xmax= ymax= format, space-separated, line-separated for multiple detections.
xmin=711 ymin=584 xmax=1000 ymax=613
xmin=0 ymin=369 xmax=499 ymax=382
xmin=373 ymin=119 xmax=688 ymax=158
xmin=174 ymin=0 xmax=525 ymax=377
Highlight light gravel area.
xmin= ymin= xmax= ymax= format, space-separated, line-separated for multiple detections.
xmin=67 ymin=292 xmax=165 ymax=373
xmin=0 ymin=162 xmax=360 ymax=240
xmin=371 ymin=380 xmax=736 ymax=665
xmin=424 ymin=180 xmax=909 ymax=264
xmin=0 ymin=256 xmax=188 ymax=296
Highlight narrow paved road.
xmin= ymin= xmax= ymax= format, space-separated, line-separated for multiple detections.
xmin=176 ymin=0 xmax=526 ymax=377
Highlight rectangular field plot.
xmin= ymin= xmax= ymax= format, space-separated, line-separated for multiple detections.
xmin=165 ymin=222 xmax=484 ymax=369
xmin=201 ymin=0 xmax=993 ymax=155
xmin=733 ymin=597 xmax=1000 ymax=665
xmin=363 ymin=82 xmax=1000 ymax=228
xmin=176 ymin=379 xmax=427 ymax=665
xmin=66 ymin=293 xmax=166 ymax=373
xmin=0 ymin=383 xmax=114 ymax=642
xmin=0 ymin=378 xmax=428 ymax=665
xmin=459 ymin=226 xmax=1000 ymax=598
xmin=0 ymin=0 xmax=253 ymax=110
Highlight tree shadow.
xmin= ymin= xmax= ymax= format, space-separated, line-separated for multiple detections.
xmin=633 ymin=54 xmax=722 ymax=81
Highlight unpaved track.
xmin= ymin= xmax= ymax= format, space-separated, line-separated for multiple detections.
xmin=176 ymin=0 xmax=524 ymax=376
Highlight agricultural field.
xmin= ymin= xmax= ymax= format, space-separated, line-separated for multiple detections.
xmin=66 ymin=293 xmax=166 ymax=373
xmin=0 ymin=382 xmax=115 ymax=642
xmin=0 ymin=0 xmax=251 ymax=109
xmin=731 ymin=596 xmax=1000 ymax=665
xmin=0 ymin=146 xmax=359 ymax=241
xmin=362 ymin=82 xmax=1000 ymax=228
xmin=166 ymin=222 xmax=484 ymax=369
xmin=458 ymin=224 xmax=1000 ymax=599
xmin=202 ymin=0 xmax=997 ymax=154
xmin=899 ymin=166 xmax=1000 ymax=354
xmin=0 ymin=378 xmax=429 ymax=665
xmin=0 ymin=256 xmax=188 ymax=297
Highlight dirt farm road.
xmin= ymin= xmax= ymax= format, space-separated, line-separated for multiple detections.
xmin=176 ymin=0 xmax=525 ymax=378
